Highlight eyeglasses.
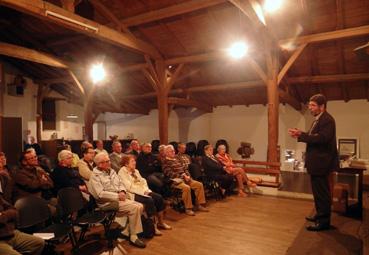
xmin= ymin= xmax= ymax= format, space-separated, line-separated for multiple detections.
xmin=99 ymin=160 xmax=110 ymax=164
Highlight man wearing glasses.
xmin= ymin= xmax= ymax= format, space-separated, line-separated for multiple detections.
xmin=13 ymin=149 xmax=54 ymax=202
xmin=288 ymin=94 xmax=339 ymax=231
xmin=89 ymin=152 xmax=146 ymax=248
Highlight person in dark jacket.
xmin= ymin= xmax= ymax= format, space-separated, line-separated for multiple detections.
xmin=136 ymin=143 xmax=165 ymax=194
xmin=51 ymin=150 xmax=88 ymax=196
xmin=202 ymin=145 xmax=234 ymax=196
xmin=0 ymin=193 xmax=44 ymax=255
xmin=289 ymin=94 xmax=339 ymax=231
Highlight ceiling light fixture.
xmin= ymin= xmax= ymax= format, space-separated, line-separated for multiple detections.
xmin=90 ymin=63 xmax=106 ymax=84
xmin=227 ymin=41 xmax=248 ymax=59
xmin=45 ymin=10 xmax=98 ymax=32
xmin=263 ymin=0 xmax=284 ymax=13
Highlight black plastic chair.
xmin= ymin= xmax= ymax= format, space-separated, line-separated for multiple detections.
xmin=15 ymin=196 xmax=73 ymax=253
xmin=151 ymin=139 xmax=160 ymax=154
xmin=196 ymin=140 xmax=209 ymax=156
xmin=215 ymin=139 xmax=230 ymax=154
xmin=186 ymin=142 xmax=197 ymax=158
xmin=57 ymin=188 xmax=106 ymax=251
xmin=169 ymin=141 xmax=178 ymax=153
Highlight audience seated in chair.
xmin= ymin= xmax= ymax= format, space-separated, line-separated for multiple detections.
xmin=126 ymin=139 xmax=141 ymax=158
xmin=95 ymin=140 xmax=108 ymax=154
xmin=136 ymin=143 xmax=166 ymax=195
xmin=63 ymin=144 xmax=80 ymax=168
xmin=158 ymin=145 xmax=166 ymax=164
xmin=119 ymin=155 xmax=171 ymax=236
xmin=0 ymin=152 xmax=13 ymax=203
xmin=216 ymin=145 xmax=259 ymax=196
xmin=51 ymin=150 xmax=89 ymax=198
xmin=0 ymin=193 xmax=44 ymax=255
xmin=14 ymin=150 xmax=56 ymax=213
xmin=89 ymin=152 xmax=146 ymax=248
xmin=162 ymin=145 xmax=208 ymax=216
xmin=202 ymin=145 xmax=234 ymax=196
xmin=77 ymin=146 xmax=95 ymax=182
xmin=24 ymin=136 xmax=44 ymax=156
xmin=177 ymin=143 xmax=203 ymax=181
xmin=109 ymin=141 xmax=124 ymax=173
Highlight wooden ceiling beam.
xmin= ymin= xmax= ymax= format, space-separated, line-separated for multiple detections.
xmin=166 ymin=64 xmax=184 ymax=92
xmin=0 ymin=42 xmax=68 ymax=68
xmin=288 ymin=73 xmax=369 ymax=84
xmin=278 ymin=43 xmax=307 ymax=85
xmin=164 ymin=51 xmax=224 ymax=65
xmin=279 ymin=25 xmax=369 ymax=46
xmin=0 ymin=0 xmax=161 ymax=58
xmin=168 ymin=97 xmax=213 ymax=113
xmin=0 ymin=41 xmax=85 ymax=94
xmin=121 ymin=0 xmax=226 ymax=27
xmin=229 ymin=0 xmax=276 ymax=43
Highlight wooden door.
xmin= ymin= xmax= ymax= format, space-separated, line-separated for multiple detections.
xmin=1 ymin=117 xmax=22 ymax=165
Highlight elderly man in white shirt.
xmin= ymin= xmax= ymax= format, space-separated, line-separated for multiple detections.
xmin=89 ymin=152 xmax=146 ymax=248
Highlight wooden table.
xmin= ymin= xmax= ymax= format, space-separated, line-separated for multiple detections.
xmin=335 ymin=167 xmax=366 ymax=218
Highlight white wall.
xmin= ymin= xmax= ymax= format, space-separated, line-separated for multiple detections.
xmin=41 ymin=99 xmax=85 ymax=141
xmin=104 ymin=109 xmax=179 ymax=142
xmin=102 ymin=100 xmax=369 ymax=163
xmin=2 ymin=70 xmax=85 ymax=142
xmin=3 ymin=73 xmax=37 ymax=143
xmin=328 ymin=100 xmax=369 ymax=159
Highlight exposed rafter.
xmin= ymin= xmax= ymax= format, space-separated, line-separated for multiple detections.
xmin=288 ymin=73 xmax=369 ymax=84
xmin=0 ymin=42 xmax=85 ymax=94
xmin=278 ymin=44 xmax=307 ymax=85
xmin=0 ymin=0 xmax=161 ymax=58
xmin=121 ymin=0 xmax=227 ymax=27
xmin=0 ymin=42 xmax=68 ymax=68
xmin=279 ymin=25 xmax=369 ymax=46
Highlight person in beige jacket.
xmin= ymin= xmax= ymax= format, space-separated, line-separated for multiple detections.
xmin=89 ymin=152 xmax=146 ymax=248
xmin=77 ymin=146 xmax=95 ymax=181
xmin=118 ymin=155 xmax=171 ymax=236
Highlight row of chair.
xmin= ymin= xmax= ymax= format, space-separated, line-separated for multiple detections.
xmin=15 ymin=188 xmax=124 ymax=254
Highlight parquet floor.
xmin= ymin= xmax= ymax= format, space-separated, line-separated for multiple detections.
xmin=100 ymin=195 xmax=313 ymax=255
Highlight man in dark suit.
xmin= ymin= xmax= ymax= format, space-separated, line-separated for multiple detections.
xmin=202 ymin=145 xmax=234 ymax=195
xmin=289 ymin=94 xmax=339 ymax=231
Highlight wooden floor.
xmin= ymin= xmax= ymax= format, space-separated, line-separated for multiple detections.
xmin=96 ymin=195 xmax=313 ymax=255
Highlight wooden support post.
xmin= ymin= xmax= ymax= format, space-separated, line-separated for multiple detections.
xmin=157 ymin=92 xmax=169 ymax=144
xmin=0 ymin=63 xmax=3 ymax=151
xmin=84 ymin=91 xmax=94 ymax=141
xmin=36 ymin=84 xmax=45 ymax=143
xmin=266 ymin=46 xmax=280 ymax=163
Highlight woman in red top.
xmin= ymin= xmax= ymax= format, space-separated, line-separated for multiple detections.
xmin=216 ymin=145 xmax=259 ymax=197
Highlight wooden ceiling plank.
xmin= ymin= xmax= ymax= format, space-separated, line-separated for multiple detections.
xmin=247 ymin=58 xmax=268 ymax=85
xmin=90 ymin=0 xmax=123 ymax=31
xmin=335 ymin=0 xmax=349 ymax=102
xmin=279 ymin=25 xmax=369 ymax=45
xmin=288 ymin=73 xmax=369 ymax=84
xmin=277 ymin=43 xmax=307 ymax=85
xmin=0 ymin=0 xmax=161 ymax=58
xmin=142 ymin=69 xmax=159 ymax=92
xmin=164 ymin=51 xmax=224 ymax=65
xmin=121 ymin=0 xmax=227 ymax=27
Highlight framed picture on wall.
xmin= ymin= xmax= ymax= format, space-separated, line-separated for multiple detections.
xmin=338 ymin=138 xmax=359 ymax=158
